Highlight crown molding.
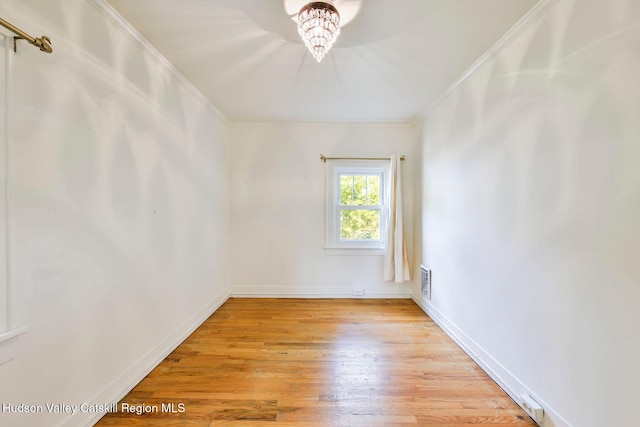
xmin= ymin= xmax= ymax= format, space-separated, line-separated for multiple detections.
xmin=85 ymin=0 xmax=231 ymax=126
xmin=229 ymin=120 xmax=415 ymax=128
xmin=414 ymin=0 xmax=561 ymax=123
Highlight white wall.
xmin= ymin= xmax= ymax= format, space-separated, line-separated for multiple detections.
xmin=416 ymin=0 xmax=640 ymax=426
xmin=231 ymin=122 xmax=415 ymax=297
xmin=0 ymin=1 xmax=231 ymax=426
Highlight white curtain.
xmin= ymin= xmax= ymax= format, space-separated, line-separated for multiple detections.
xmin=384 ymin=155 xmax=411 ymax=282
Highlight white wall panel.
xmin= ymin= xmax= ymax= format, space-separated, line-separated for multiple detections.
xmin=230 ymin=122 xmax=416 ymax=298
xmin=417 ymin=1 xmax=640 ymax=426
xmin=0 ymin=32 xmax=8 ymax=335
xmin=0 ymin=1 xmax=231 ymax=426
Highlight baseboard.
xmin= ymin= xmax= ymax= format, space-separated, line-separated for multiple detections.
xmin=411 ymin=294 xmax=571 ymax=427
xmin=58 ymin=290 xmax=229 ymax=427
xmin=231 ymin=284 xmax=413 ymax=299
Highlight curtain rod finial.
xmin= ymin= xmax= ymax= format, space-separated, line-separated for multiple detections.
xmin=320 ymin=154 xmax=327 ymax=162
xmin=33 ymin=35 xmax=53 ymax=53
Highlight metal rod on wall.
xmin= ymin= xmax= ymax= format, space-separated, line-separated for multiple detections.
xmin=320 ymin=154 xmax=406 ymax=162
xmin=0 ymin=17 xmax=52 ymax=53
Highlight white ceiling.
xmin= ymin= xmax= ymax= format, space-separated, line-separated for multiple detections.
xmin=105 ymin=0 xmax=538 ymax=122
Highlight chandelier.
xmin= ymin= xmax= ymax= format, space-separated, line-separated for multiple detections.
xmin=297 ymin=2 xmax=341 ymax=62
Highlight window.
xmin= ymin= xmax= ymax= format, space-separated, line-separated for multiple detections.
xmin=338 ymin=172 xmax=383 ymax=242
xmin=325 ymin=160 xmax=388 ymax=252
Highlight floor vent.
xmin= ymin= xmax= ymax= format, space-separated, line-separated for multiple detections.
xmin=420 ymin=265 xmax=431 ymax=300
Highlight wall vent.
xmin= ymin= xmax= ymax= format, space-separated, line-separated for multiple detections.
xmin=420 ymin=265 xmax=431 ymax=300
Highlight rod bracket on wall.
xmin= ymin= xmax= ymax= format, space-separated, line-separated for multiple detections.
xmin=13 ymin=35 xmax=52 ymax=53
xmin=1 ymin=17 xmax=53 ymax=54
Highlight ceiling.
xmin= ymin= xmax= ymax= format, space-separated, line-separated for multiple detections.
xmin=105 ymin=0 xmax=539 ymax=123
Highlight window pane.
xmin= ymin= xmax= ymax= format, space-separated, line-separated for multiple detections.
xmin=340 ymin=209 xmax=380 ymax=240
xmin=339 ymin=175 xmax=353 ymax=204
xmin=367 ymin=175 xmax=380 ymax=204
xmin=353 ymin=175 xmax=367 ymax=205
xmin=339 ymin=174 xmax=382 ymax=206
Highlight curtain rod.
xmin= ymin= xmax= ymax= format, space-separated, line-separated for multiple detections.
xmin=320 ymin=154 xmax=406 ymax=163
xmin=0 ymin=17 xmax=52 ymax=53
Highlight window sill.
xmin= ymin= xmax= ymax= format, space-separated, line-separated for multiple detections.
xmin=324 ymin=247 xmax=385 ymax=256
xmin=0 ymin=326 xmax=27 ymax=345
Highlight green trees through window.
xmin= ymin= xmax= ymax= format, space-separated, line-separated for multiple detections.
xmin=338 ymin=174 xmax=382 ymax=240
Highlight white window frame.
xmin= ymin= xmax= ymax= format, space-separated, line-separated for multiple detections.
xmin=325 ymin=160 xmax=388 ymax=255
xmin=0 ymin=29 xmax=26 ymax=346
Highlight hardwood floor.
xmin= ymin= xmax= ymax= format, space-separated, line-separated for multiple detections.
xmin=96 ymin=298 xmax=535 ymax=426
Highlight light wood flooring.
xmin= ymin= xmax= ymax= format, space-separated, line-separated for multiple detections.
xmin=96 ymin=298 xmax=535 ymax=426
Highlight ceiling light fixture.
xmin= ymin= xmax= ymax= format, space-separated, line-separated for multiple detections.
xmin=297 ymin=2 xmax=341 ymax=62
